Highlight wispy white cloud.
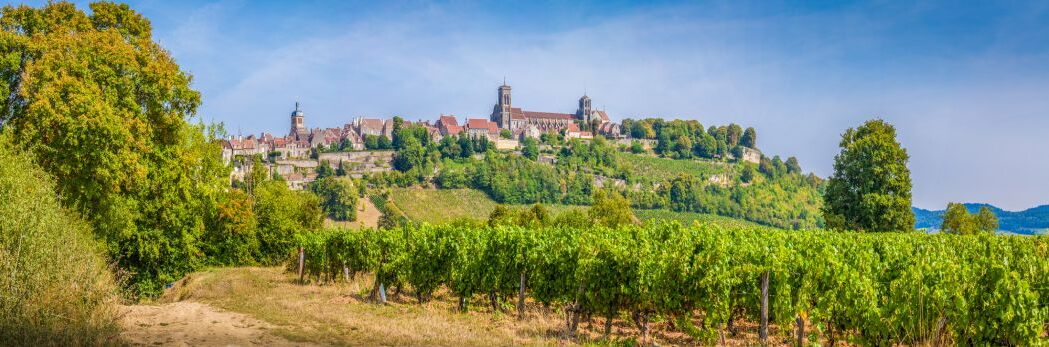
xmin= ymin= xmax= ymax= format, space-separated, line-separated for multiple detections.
xmin=138 ymin=1 xmax=1049 ymax=210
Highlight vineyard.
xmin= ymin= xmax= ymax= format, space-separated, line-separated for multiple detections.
xmin=296 ymin=223 xmax=1049 ymax=345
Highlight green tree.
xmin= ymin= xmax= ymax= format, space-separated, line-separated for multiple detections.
xmin=741 ymin=127 xmax=757 ymax=148
xmin=254 ymin=180 xmax=324 ymax=264
xmin=458 ymin=134 xmax=474 ymax=158
xmin=785 ymin=156 xmax=802 ymax=174
xmin=500 ymin=129 xmax=512 ymax=139
xmin=246 ymin=156 xmax=269 ymax=196
xmin=0 ymin=2 xmax=231 ymax=295
xmin=975 ymin=206 xmax=999 ymax=232
xmin=588 ymin=190 xmax=637 ymax=228
xmin=316 ymin=160 xmax=335 ymax=179
xmin=376 ymin=135 xmax=392 ymax=150
xmin=205 ymin=189 xmax=259 ymax=265
xmin=335 ymin=161 xmax=347 ymax=176
xmin=392 ymin=136 xmax=425 ymax=172
xmin=521 ymin=137 xmax=539 ymax=160
xmin=740 ymin=164 xmax=756 ymax=183
xmin=674 ymin=135 xmax=693 ymax=159
xmin=308 ymin=177 xmax=359 ymax=221
xmin=631 ymin=121 xmax=656 ymax=139
xmin=726 ymin=123 xmax=743 ymax=146
xmin=822 ymin=119 xmax=914 ymax=232
xmin=941 ymin=203 xmax=998 ymax=234
xmin=364 ymin=135 xmax=380 ymax=149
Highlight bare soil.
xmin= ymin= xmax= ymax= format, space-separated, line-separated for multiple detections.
xmin=121 ymin=301 xmax=312 ymax=346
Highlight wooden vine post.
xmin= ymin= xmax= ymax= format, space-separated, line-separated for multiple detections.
xmin=795 ymin=315 xmax=805 ymax=347
xmin=517 ymin=272 xmax=526 ymax=320
xmin=297 ymin=247 xmax=305 ymax=284
xmin=759 ymin=271 xmax=770 ymax=344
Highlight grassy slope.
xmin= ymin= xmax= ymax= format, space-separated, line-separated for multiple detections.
xmin=634 ymin=209 xmax=769 ymax=229
xmin=617 ymin=153 xmax=736 ymax=182
xmin=387 ymin=188 xmax=772 ymax=228
xmin=386 ymin=188 xmax=582 ymax=223
xmin=0 ymin=140 xmax=120 ymax=344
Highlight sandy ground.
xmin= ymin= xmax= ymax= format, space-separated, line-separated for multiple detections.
xmin=121 ymin=301 xmax=312 ymax=346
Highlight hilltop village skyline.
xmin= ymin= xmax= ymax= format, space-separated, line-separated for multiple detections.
xmin=221 ymin=82 xmax=644 ymax=189
xmin=223 ymin=82 xmax=624 ymax=159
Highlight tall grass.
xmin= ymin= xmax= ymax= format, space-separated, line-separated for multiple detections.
xmin=0 ymin=136 xmax=121 ymax=345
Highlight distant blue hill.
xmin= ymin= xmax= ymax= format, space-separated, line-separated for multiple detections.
xmin=913 ymin=203 xmax=1049 ymax=235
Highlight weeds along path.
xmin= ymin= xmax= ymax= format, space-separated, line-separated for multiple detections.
xmin=121 ymin=301 xmax=311 ymax=346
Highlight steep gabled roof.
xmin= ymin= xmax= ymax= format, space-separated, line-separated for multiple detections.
xmin=522 ymin=111 xmax=575 ymax=120
xmin=438 ymin=115 xmax=459 ymax=127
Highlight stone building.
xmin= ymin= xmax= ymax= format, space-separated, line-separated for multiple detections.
xmin=489 ymin=81 xmax=612 ymax=135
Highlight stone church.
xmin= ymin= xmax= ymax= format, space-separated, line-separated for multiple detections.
xmin=489 ymin=81 xmax=610 ymax=133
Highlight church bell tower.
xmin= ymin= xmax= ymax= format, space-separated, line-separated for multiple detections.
xmin=492 ymin=79 xmax=513 ymax=129
xmin=577 ymin=94 xmax=592 ymax=123
xmin=290 ymin=101 xmax=306 ymax=139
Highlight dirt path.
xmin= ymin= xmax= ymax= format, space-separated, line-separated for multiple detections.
xmin=324 ymin=197 xmax=381 ymax=229
xmin=355 ymin=197 xmax=381 ymax=228
xmin=121 ymin=301 xmax=311 ymax=346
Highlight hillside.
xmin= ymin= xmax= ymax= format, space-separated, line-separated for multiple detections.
xmin=386 ymin=188 xmax=771 ymax=229
xmin=914 ymin=203 xmax=1049 ymax=235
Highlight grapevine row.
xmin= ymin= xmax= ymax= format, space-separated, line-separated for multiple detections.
xmin=296 ymin=222 xmax=1049 ymax=345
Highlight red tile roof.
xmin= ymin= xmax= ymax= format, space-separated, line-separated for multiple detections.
xmin=466 ymin=118 xmax=490 ymax=129
xmin=438 ymin=115 xmax=459 ymax=127
xmin=445 ymin=124 xmax=463 ymax=135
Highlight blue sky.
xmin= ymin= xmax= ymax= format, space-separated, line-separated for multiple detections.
xmin=13 ymin=1 xmax=1049 ymax=210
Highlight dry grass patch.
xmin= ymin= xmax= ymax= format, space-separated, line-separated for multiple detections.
xmin=156 ymin=267 xmax=570 ymax=346
xmin=148 ymin=267 xmax=803 ymax=346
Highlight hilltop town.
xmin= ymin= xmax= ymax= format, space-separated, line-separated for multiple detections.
xmin=222 ymin=82 xmax=642 ymax=189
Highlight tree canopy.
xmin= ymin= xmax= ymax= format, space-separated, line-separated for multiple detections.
xmin=822 ymin=119 xmax=914 ymax=232
xmin=0 ymin=2 xmax=323 ymax=296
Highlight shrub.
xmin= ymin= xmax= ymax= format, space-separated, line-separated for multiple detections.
xmin=255 ymin=181 xmax=324 ymax=264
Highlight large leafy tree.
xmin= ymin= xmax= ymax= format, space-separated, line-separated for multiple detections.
xmin=0 ymin=2 xmax=228 ymax=295
xmin=822 ymin=119 xmax=914 ymax=232
xmin=309 ymin=176 xmax=359 ymax=221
